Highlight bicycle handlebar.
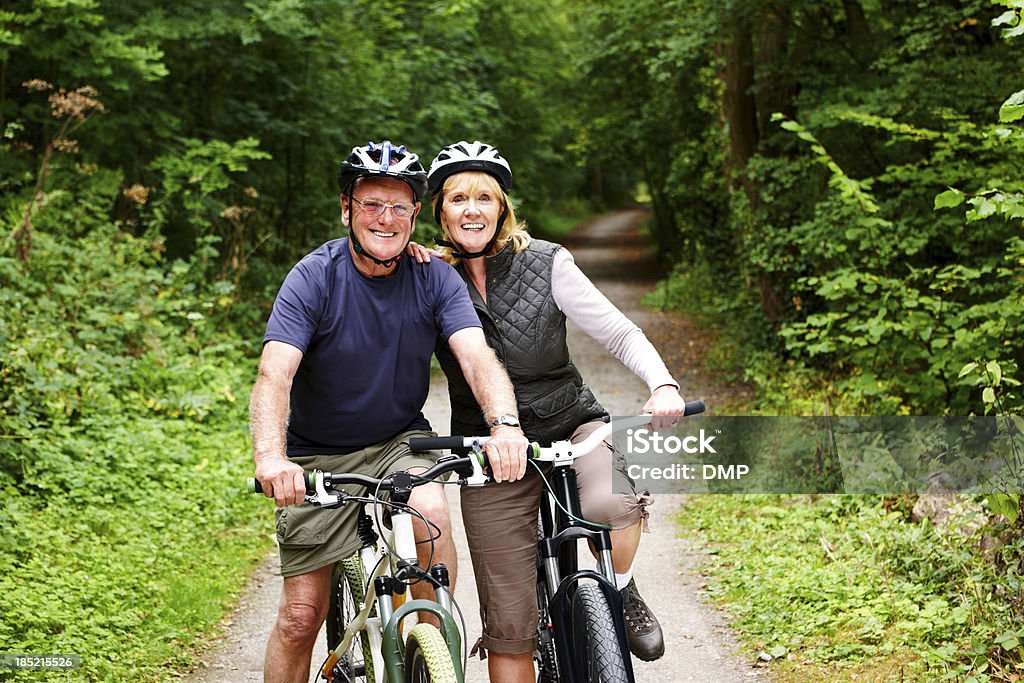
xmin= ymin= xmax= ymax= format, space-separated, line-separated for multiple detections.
xmin=249 ymin=400 xmax=706 ymax=495
xmin=408 ymin=399 xmax=706 ymax=461
xmin=247 ymin=455 xmax=473 ymax=496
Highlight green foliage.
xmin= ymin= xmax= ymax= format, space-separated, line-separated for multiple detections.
xmin=0 ymin=133 xmax=271 ymax=679
xmin=677 ymin=495 xmax=1024 ymax=681
xmin=599 ymin=0 xmax=1024 ymax=416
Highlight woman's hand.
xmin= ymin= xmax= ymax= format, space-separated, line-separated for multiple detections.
xmin=406 ymin=241 xmax=443 ymax=264
xmin=642 ymin=384 xmax=688 ymax=432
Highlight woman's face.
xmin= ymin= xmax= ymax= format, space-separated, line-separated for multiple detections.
xmin=440 ymin=172 xmax=503 ymax=255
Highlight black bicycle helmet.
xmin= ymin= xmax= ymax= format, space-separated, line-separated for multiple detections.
xmin=337 ymin=140 xmax=428 ymax=201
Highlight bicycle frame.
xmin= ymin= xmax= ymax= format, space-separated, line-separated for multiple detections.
xmin=326 ymin=504 xmax=463 ymax=683
xmin=249 ymin=466 xmax=467 ymax=683
xmin=406 ymin=403 xmax=705 ymax=682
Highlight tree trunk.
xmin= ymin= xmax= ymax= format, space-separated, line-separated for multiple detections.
xmin=843 ymin=1 xmax=871 ymax=42
xmin=723 ymin=26 xmax=784 ymax=322
xmin=722 ymin=27 xmax=758 ymax=196
xmin=755 ymin=6 xmax=795 ymax=140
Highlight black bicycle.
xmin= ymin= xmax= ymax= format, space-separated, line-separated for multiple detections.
xmin=409 ymin=400 xmax=706 ymax=683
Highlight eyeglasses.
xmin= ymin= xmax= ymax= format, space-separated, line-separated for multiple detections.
xmin=352 ymin=197 xmax=416 ymax=219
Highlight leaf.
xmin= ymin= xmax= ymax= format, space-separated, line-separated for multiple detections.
xmin=995 ymin=631 xmax=1021 ymax=650
xmin=986 ymin=360 xmax=1003 ymax=386
xmin=992 ymin=10 xmax=1020 ymax=27
xmin=999 ymin=90 xmax=1024 ymax=123
xmin=934 ymin=188 xmax=965 ymax=209
xmin=958 ymin=362 xmax=979 ymax=379
xmin=769 ymin=645 xmax=788 ymax=658
xmin=1004 ymin=23 xmax=1024 ymax=38
xmin=983 ymin=387 xmax=996 ymax=404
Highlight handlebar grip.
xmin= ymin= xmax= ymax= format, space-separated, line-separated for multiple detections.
xmin=409 ymin=436 xmax=470 ymax=452
xmin=684 ymin=400 xmax=706 ymax=416
xmin=247 ymin=472 xmax=315 ymax=495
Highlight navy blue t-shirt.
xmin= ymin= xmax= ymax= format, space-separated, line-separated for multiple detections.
xmin=264 ymin=238 xmax=481 ymax=456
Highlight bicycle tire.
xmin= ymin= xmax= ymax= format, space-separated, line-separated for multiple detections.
xmin=404 ymin=622 xmax=458 ymax=683
xmin=325 ymin=555 xmax=375 ymax=682
xmin=570 ymin=582 xmax=631 ymax=683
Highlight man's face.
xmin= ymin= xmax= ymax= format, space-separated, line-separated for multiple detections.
xmin=342 ymin=176 xmax=420 ymax=263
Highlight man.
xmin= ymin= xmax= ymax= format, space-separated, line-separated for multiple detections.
xmin=251 ymin=141 xmax=528 ymax=683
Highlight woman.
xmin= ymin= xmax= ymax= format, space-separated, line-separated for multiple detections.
xmin=420 ymin=141 xmax=687 ymax=681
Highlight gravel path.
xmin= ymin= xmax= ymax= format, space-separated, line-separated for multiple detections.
xmin=184 ymin=209 xmax=763 ymax=682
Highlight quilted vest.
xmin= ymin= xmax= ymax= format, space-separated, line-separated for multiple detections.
xmin=436 ymin=240 xmax=607 ymax=444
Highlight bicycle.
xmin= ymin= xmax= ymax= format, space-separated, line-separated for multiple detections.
xmin=249 ymin=457 xmax=479 ymax=683
xmin=408 ymin=399 xmax=706 ymax=683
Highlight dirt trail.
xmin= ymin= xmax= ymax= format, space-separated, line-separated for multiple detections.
xmin=184 ymin=209 xmax=761 ymax=682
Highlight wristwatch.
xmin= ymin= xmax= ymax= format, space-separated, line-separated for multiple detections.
xmin=490 ymin=414 xmax=521 ymax=429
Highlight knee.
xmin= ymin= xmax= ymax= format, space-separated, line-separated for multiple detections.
xmin=275 ymin=599 xmax=325 ymax=648
xmin=581 ymin=491 xmax=641 ymax=529
xmin=411 ymin=490 xmax=451 ymax=531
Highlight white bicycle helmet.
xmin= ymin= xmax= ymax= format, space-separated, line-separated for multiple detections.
xmin=427 ymin=141 xmax=512 ymax=198
xmin=337 ymin=140 xmax=428 ymax=201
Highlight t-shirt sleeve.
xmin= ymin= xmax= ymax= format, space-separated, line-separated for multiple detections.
xmin=432 ymin=262 xmax=482 ymax=340
xmin=263 ymin=259 xmax=326 ymax=352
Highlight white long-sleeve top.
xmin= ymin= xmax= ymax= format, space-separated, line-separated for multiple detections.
xmin=550 ymin=248 xmax=679 ymax=394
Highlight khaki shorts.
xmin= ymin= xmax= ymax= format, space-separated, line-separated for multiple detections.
xmin=460 ymin=420 xmax=652 ymax=655
xmin=275 ymin=429 xmax=436 ymax=578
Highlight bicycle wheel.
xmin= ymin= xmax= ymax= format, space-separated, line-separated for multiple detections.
xmin=404 ymin=622 xmax=458 ymax=683
xmin=324 ymin=555 xmax=375 ymax=682
xmin=570 ymin=582 xmax=631 ymax=683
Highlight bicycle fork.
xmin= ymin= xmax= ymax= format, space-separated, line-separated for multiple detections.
xmin=377 ymin=511 xmax=464 ymax=683
xmin=538 ymin=466 xmax=635 ymax=682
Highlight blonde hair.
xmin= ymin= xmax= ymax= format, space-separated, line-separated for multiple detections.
xmin=432 ymin=171 xmax=530 ymax=266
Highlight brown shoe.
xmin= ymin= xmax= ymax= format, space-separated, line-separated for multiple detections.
xmin=621 ymin=578 xmax=665 ymax=661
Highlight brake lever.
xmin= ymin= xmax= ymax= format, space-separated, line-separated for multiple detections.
xmin=465 ymin=442 xmax=490 ymax=487
xmin=305 ymin=470 xmax=344 ymax=508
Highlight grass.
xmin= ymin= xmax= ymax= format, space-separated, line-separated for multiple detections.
xmin=0 ymin=421 xmax=274 ymax=682
xmin=675 ymin=494 xmax=1023 ymax=682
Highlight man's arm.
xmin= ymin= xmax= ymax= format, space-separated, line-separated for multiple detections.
xmin=447 ymin=327 xmax=530 ymax=483
xmin=250 ymin=340 xmax=307 ymax=506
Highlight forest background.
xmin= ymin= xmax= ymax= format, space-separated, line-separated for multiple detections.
xmin=1 ymin=0 xmax=1022 ymax=681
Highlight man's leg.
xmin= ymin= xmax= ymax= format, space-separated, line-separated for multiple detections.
xmin=408 ymin=476 xmax=457 ymax=608
xmin=264 ymin=564 xmax=333 ymax=683
xmin=488 ymin=652 xmax=535 ymax=682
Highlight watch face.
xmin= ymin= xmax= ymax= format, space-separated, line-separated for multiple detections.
xmin=493 ymin=415 xmax=520 ymax=428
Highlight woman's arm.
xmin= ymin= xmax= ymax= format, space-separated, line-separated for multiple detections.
xmin=551 ymin=249 xmax=687 ymax=429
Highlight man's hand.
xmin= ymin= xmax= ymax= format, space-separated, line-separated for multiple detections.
xmin=642 ymin=384 xmax=688 ymax=432
xmin=484 ymin=425 xmax=530 ymax=483
xmin=254 ymin=456 xmax=308 ymax=507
